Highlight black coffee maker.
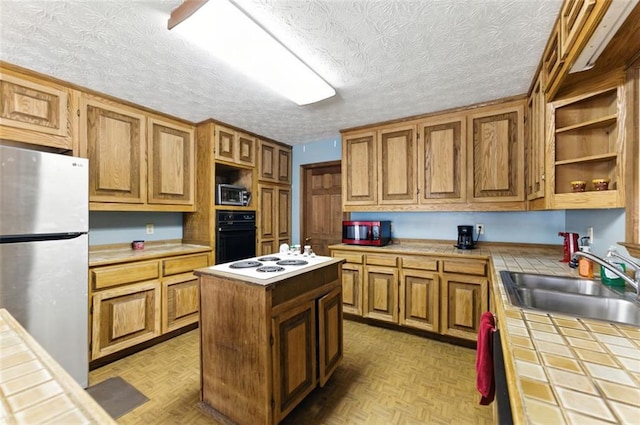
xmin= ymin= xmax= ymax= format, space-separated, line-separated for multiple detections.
xmin=456 ymin=225 xmax=476 ymax=250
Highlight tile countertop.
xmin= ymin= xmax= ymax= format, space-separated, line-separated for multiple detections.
xmin=89 ymin=241 xmax=212 ymax=267
xmin=329 ymin=242 xmax=640 ymax=424
xmin=0 ymin=309 xmax=116 ymax=424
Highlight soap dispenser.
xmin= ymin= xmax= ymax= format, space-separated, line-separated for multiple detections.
xmin=578 ymin=237 xmax=593 ymax=278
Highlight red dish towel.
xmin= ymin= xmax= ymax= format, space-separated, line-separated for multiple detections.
xmin=476 ymin=311 xmax=495 ymax=405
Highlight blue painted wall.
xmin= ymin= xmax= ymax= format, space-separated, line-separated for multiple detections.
xmin=89 ymin=212 xmax=183 ymax=246
xmin=565 ymin=209 xmax=628 ymax=257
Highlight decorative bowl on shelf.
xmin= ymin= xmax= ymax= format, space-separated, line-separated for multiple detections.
xmin=570 ymin=180 xmax=586 ymax=192
xmin=592 ymin=179 xmax=610 ymax=191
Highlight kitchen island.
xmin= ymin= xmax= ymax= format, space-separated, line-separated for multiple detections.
xmin=195 ymin=255 xmax=344 ymax=425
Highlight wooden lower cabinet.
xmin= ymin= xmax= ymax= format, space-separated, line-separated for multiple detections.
xmin=91 ymin=281 xmax=161 ymax=360
xmin=330 ymin=247 xmax=489 ymax=342
xmin=440 ymin=274 xmax=489 ymax=340
xmin=363 ymin=265 xmax=398 ymax=323
xmin=399 ymin=269 xmax=439 ymax=333
xmin=341 ymin=263 xmax=363 ymax=315
xmin=89 ymin=250 xmax=211 ymax=361
xmin=162 ymin=274 xmax=200 ymax=333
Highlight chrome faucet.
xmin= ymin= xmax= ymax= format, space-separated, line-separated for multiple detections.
xmin=571 ymin=250 xmax=640 ymax=299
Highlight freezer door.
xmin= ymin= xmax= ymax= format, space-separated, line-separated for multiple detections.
xmin=0 ymin=145 xmax=88 ymax=236
xmin=0 ymin=234 xmax=88 ymax=387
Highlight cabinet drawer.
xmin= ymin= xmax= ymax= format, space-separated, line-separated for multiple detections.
xmin=162 ymin=253 xmax=210 ymax=276
xmin=366 ymin=254 xmax=398 ymax=267
xmin=443 ymin=259 xmax=487 ymax=276
xmin=400 ymin=256 xmax=438 ymax=271
xmin=332 ymin=251 xmax=363 ymax=264
xmin=91 ymin=260 xmax=160 ymax=290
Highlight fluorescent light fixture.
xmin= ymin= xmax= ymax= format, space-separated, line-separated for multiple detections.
xmin=169 ymin=0 xmax=335 ymax=105
xmin=570 ymin=0 xmax=639 ymax=73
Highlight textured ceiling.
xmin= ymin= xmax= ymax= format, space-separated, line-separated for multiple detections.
xmin=0 ymin=0 xmax=562 ymax=145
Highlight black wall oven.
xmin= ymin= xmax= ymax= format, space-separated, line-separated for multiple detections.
xmin=216 ymin=210 xmax=256 ymax=264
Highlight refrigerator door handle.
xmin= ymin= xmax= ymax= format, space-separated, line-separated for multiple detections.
xmin=0 ymin=232 xmax=86 ymax=244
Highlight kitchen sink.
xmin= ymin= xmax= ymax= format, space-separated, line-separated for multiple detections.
xmin=500 ymin=271 xmax=640 ymax=326
xmin=506 ymin=272 xmax=618 ymax=297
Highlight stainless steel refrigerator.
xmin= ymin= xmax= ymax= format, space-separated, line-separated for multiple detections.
xmin=0 ymin=144 xmax=89 ymax=387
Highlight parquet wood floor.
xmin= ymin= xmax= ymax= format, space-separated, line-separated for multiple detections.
xmin=89 ymin=321 xmax=493 ymax=425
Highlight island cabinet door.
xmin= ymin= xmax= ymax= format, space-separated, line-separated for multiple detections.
xmin=272 ymin=300 xmax=317 ymax=423
xmin=318 ymin=286 xmax=343 ymax=387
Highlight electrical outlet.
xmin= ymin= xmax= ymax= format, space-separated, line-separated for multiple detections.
xmin=146 ymin=223 xmax=154 ymax=235
xmin=476 ymin=224 xmax=484 ymax=235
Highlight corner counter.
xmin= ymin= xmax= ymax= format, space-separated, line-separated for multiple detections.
xmin=329 ymin=242 xmax=640 ymax=424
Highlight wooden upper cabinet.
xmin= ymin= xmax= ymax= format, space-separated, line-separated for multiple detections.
xmin=237 ymin=132 xmax=256 ymax=167
xmin=378 ymin=125 xmax=417 ymax=204
xmin=277 ymin=146 xmax=291 ymax=184
xmin=542 ymin=24 xmax=564 ymax=93
xmin=214 ymin=125 xmax=256 ymax=167
xmin=81 ymin=95 xmax=146 ymax=204
xmin=418 ymin=114 xmax=466 ymax=203
xmin=468 ymin=100 xmax=525 ymax=203
xmin=277 ymin=186 xmax=291 ymax=242
xmin=214 ymin=125 xmax=235 ymax=163
xmin=560 ymin=0 xmax=596 ymax=57
xmin=342 ymin=131 xmax=377 ymax=205
xmin=0 ymin=69 xmax=75 ymax=151
xmin=258 ymin=139 xmax=291 ymax=183
xmin=624 ymin=58 xmax=640 ymax=256
xmin=147 ymin=117 xmax=195 ymax=206
xmin=526 ymin=73 xmax=546 ymax=203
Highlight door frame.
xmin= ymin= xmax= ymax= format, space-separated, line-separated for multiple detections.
xmin=300 ymin=160 xmax=349 ymax=250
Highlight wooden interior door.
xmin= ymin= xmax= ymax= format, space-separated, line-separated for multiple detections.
xmin=301 ymin=161 xmax=348 ymax=256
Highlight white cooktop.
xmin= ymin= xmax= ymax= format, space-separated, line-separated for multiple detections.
xmin=209 ymin=253 xmax=334 ymax=280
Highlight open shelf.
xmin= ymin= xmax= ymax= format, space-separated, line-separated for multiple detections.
xmin=555 ymin=114 xmax=617 ymax=133
xmin=550 ymin=86 xmax=622 ymax=207
xmin=555 ymin=152 xmax=618 ymax=166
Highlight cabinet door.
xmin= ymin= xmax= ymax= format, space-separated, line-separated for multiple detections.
xmin=237 ymin=131 xmax=256 ymax=166
xmin=162 ymin=274 xmax=199 ymax=333
xmin=526 ymin=75 xmax=546 ymax=201
xmin=277 ymin=146 xmax=292 ymax=184
xmin=259 ymin=184 xmax=276 ymax=240
xmin=378 ymin=125 xmax=417 ymax=204
xmin=468 ymin=101 xmax=525 ymax=203
xmin=272 ymin=301 xmax=317 ymax=423
xmin=400 ymin=269 xmax=439 ymax=332
xmin=148 ymin=117 xmax=195 ymax=206
xmin=91 ymin=281 xmax=161 ymax=360
xmin=543 ymin=24 xmax=563 ymax=93
xmin=418 ymin=115 xmax=466 ymax=203
xmin=214 ymin=125 xmax=236 ymax=163
xmin=342 ymin=131 xmax=377 ymax=205
xmin=341 ymin=263 xmax=363 ymax=316
xmin=560 ymin=0 xmax=596 ymax=59
xmin=363 ymin=265 xmax=398 ymax=323
xmin=318 ymin=286 xmax=343 ymax=387
xmin=277 ymin=186 xmax=291 ymax=241
xmin=440 ymin=274 xmax=488 ymax=341
xmin=259 ymin=139 xmax=277 ymax=182
xmin=0 ymin=70 xmax=74 ymax=151
xmin=81 ymin=96 xmax=146 ymax=204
